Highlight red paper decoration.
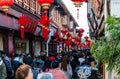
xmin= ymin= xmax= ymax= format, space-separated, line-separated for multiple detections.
xmin=37 ymin=0 xmax=54 ymax=10
xmin=39 ymin=11 xmax=50 ymax=27
xmin=0 ymin=0 xmax=14 ymax=12
xmin=18 ymin=14 xmax=29 ymax=26
xmin=17 ymin=14 xmax=30 ymax=39
xmin=42 ymin=26 xmax=50 ymax=41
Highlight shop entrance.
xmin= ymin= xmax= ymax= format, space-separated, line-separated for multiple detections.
xmin=15 ymin=38 xmax=29 ymax=54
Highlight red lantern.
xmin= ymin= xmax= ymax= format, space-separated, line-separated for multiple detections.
xmin=37 ymin=0 xmax=54 ymax=10
xmin=20 ymin=26 xmax=25 ymax=39
xmin=39 ymin=11 xmax=50 ymax=27
xmin=78 ymin=33 xmax=82 ymax=37
xmin=65 ymin=39 xmax=71 ymax=46
xmin=71 ymin=0 xmax=85 ymax=19
xmin=84 ymin=36 xmax=89 ymax=41
xmin=66 ymin=32 xmax=71 ymax=38
xmin=77 ymin=28 xmax=84 ymax=33
xmin=61 ymin=29 xmax=68 ymax=37
xmin=0 ymin=0 xmax=14 ymax=12
xmin=86 ymin=40 xmax=91 ymax=48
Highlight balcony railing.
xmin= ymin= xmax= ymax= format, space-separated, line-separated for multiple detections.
xmin=15 ymin=0 xmax=41 ymax=16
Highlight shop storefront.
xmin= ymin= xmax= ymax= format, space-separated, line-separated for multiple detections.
xmin=14 ymin=38 xmax=29 ymax=54
xmin=33 ymin=40 xmax=41 ymax=56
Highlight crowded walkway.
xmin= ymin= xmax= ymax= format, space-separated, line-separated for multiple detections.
xmin=0 ymin=48 xmax=102 ymax=79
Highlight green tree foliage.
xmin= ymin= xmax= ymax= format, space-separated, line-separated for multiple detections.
xmin=91 ymin=16 xmax=120 ymax=74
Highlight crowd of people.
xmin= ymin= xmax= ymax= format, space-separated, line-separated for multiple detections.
xmin=0 ymin=48 xmax=102 ymax=79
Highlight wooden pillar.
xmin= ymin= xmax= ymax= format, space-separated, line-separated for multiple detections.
xmin=3 ymin=33 xmax=9 ymax=56
xmin=29 ymin=39 xmax=34 ymax=57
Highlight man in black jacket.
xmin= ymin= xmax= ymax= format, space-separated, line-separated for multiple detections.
xmin=0 ymin=50 xmax=13 ymax=79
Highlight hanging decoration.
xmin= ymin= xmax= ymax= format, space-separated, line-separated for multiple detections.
xmin=17 ymin=14 xmax=29 ymax=26
xmin=42 ymin=26 xmax=50 ymax=41
xmin=65 ymin=39 xmax=71 ymax=46
xmin=66 ymin=32 xmax=71 ymax=38
xmin=20 ymin=26 xmax=25 ymax=39
xmin=54 ymin=30 xmax=59 ymax=39
xmin=71 ymin=0 xmax=85 ymax=19
xmin=39 ymin=10 xmax=50 ymax=27
xmin=84 ymin=36 xmax=89 ymax=41
xmin=18 ymin=14 xmax=38 ymax=35
xmin=61 ymin=29 xmax=68 ymax=37
xmin=0 ymin=0 xmax=14 ymax=12
xmin=78 ymin=33 xmax=82 ymax=37
xmin=0 ymin=0 xmax=14 ymax=23
xmin=17 ymin=14 xmax=29 ymax=39
xmin=86 ymin=40 xmax=91 ymax=48
xmin=37 ymin=0 xmax=54 ymax=10
xmin=77 ymin=28 xmax=84 ymax=34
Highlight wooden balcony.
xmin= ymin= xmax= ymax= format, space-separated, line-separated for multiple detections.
xmin=14 ymin=0 xmax=41 ymax=16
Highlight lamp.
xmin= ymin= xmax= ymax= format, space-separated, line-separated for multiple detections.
xmin=71 ymin=0 xmax=85 ymax=19
xmin=37 ymin=0 xmax=54 ymax=10
xmin=0 ymin=0 xmax=14 ymax=12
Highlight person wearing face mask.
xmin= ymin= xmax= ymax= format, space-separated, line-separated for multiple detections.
xmin=0 ymin=51 xmax=7 ymax=79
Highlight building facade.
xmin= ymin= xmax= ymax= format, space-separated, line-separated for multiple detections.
xmin=0 ymin=0 xmax=78 ymax=57
xmin=87 ymin=0 xmax=105 ymax=40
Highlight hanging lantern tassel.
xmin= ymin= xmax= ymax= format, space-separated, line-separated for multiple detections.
xmin=5 ymin=12 xmax=8 ymax=24
xmin=20 ymin=26 xmax=25 ymax=39
xmin=77 ymin=8 xmax=79 ymax=19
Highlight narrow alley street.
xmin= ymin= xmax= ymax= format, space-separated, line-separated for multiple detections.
xmin=0 ymin=0 xmax=120 ymax=79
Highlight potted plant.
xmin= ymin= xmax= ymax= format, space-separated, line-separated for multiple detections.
xmin=91 ymin=16 xmax=120 ymax=74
